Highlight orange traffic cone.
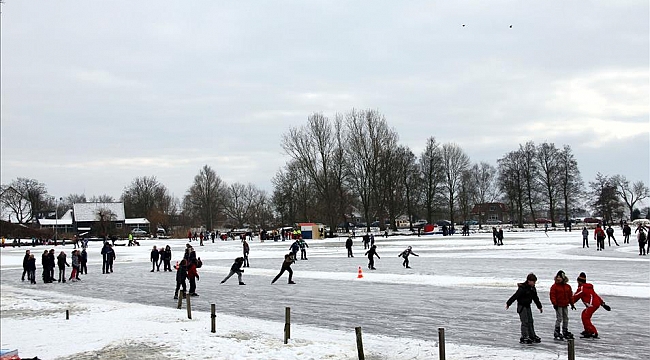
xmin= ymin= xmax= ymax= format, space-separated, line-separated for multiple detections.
xmin=357 ymin=266 xmax=363 ymax=279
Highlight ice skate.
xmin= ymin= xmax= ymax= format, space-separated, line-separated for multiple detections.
xmin=239 ymin=282 xmax=246 ymax=285
xmin=519 ymin=337 xmax=533 ymax=344
xmin=532 ymin=335 xmax=541 ymax=343
xmin=554 ymin=328 xmax=564 ymax=340
xmin=562 ymin=330 xmax=574 ymax=339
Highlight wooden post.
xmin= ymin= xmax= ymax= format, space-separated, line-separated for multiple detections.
xmin=567 ymin=338 xmax=575 ymax=360
xmin=355 ymin=326 xmax=365 ymax=360
xmin=284 ymin=307 xmax=291 ymax=344
xmin=438 ymin=327 xmax=446 ymax=360
xmin=177 ymin=291 xmax=183 ymax=309
xmin=65 ymin=310 xmax=69 ymax=320
xmin=211 ymin=303 xmax=216 ymax=333
xmin=186 ymin=294 xmax=192 ymax=319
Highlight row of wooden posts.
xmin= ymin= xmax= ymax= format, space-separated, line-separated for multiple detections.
xmin=64 ymin=303 xmax=578 ymax=360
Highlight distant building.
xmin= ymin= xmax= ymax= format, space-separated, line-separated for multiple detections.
xmin=471 ymin=203 xmax=510 ymax=224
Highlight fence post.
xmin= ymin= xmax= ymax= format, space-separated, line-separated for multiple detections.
xmin=211 ymin=303 xmax=216 ymax=333
xmin=438 ymin=327 xmax=446 ymax=360
xmin=567 ymin=338 xmax=575 ymax=360
xmin=355 ymin=326 xmax=365 ymax=360
xmin=186 ymin=294 xmax=192 ymax=319
xmin=177 ymin=291 xmax=183 ymax=309
xmin=66 ymin=310 xmax=69 ymax=320
xmin=284 ymin=307 xmax=291 ymax=344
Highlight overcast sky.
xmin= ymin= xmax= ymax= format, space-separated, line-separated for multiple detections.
xmin=1 ymin=1 xmax=648 ymax=202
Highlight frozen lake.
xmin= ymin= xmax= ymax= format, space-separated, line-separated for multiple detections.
xmin=1 ymin=229 xmax=649 ymax=359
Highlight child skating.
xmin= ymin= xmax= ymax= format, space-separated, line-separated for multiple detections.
xmin=271 ymin=253 xmax=296 ymax=284
xmin=549 ymin=270 xmax=576 ymax=340
xmin=398 ymin=246 xmax=418 ymax=268
xmin=506 ymin=273 xmax=543 ymax=344
xmin=220 ymin=257 xmax=246 ymax=285
xmin=572 ymin=272 xmax=611 ymax=338
xmin=365 ymin=244 xmax=380 ymax=270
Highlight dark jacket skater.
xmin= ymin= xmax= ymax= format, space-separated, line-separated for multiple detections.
xmin=21 ymin=250 xmax=30 ymax=281
xmin=27 ymin=254 xmax=37 ymax=284
xmin=47 ymin=249 xmax=56 ymax=282
xmin=398 ymin=246 xmax=418 ymax=268
xmin=101 ymin=242 xmax=111 ymax=274
xmin=242 ymin=240 xmax=250 ymax=267
xmin=106 ymin=244 xmax=116 ymax=272
xmin=174 ymin=259 xmax=188 ymax=299
xmin=150 ymin=246 xmax=160 ymax=272
xmin=41 ymin=250 xmax=51 ymax=283
xmin=298 ymin=239 xmax=309 ymax=260
xmin=163 ymin=245 xmax=172 ymax=271
xmin=290 ymin=240 xmax=300 ymax=260
xmin=187 ymin=250 xmax=200 ymax=296
xmin=271 ymin=253 xmax=296 ymax=284
xmin=365 ymin=245 xmax=380 ymax=270
xmin=80 ymin=248 xmax=88 ymax=274
xmin=220 ymin=257 xmax=246 ymax=285
xmin=605 ymin=226 xmax=619 ymax=246
xmin=506 ymin=273 xmax=543 ymax=344
xmin=345 ymin=237 xmax=354 ymax=257
xmin=56 ymin=251 xmax=70 ymax=283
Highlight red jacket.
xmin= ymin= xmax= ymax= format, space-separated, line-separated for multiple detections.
xmin=550 ymin=282 xmax=574 ymax=307
xmin=187 ymin=263 xmax=198 ymax=278
xmin=572 ymin=283 xmax=602 ymax=308
xmin=594 ymin=227 xmax=605 ymax=240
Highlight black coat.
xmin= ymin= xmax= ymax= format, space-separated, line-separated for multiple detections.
xmin=27 ymin=258 xmax=36 ymax=271
xmin=507 ymin=282 xmax=542 ymax=309
xmin=23 ymin=254 xmax=30 ymax=268
xmin=176 ymin=264 xmax=187 ymax=282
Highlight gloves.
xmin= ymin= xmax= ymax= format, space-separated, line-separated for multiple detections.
xmin=602 ymin=303 xmax=611 ymax=311
xmin=553 ymin=305 xmax=558 ymax=310
xmin=571 ymin=304 xmax=576 ymax=310
xmin=196 ymin=274 xmax=200 ymax=281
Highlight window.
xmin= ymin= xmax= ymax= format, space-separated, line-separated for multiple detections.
xmin=489 ymin=205 xmax=496 ymax=212
xmin=115 ymin=223 xmax=123 ymax=229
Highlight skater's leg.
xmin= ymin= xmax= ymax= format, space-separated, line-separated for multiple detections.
xmin=287 ymin=267 xmax=294 ymax=283
xmin=581 ymin=306 xmax=598 ymax=335
xmin=272 ymin=269 xmax=285 ymax=283
xmin=518 ymin=306 xmax=532 ymax=339
xmin=555 ymin=307 xmax=563 ymax=330
xmin=237 ymin=272 xmax=243 ymax=283
xmin=221 ymin=271 xmax=235 ymax=283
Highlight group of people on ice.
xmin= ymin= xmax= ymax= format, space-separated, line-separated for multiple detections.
xmin=506 ymin=271 xmax=611 ymax=344
xmin=581 ymin=222 xmax=648 ymax=255
xmin=21 ymin=248 xmax=88 ymax=284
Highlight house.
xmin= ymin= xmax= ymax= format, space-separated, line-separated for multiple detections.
xmin=37 ymin=209 xmax=75 ymax=234
xmin=470 ymin=203 xmax=510 ymax=224
xmin=125 ymin=218 xmax=151 ymax=233
xmin=72 ymin=202 xmax=126 ymax=236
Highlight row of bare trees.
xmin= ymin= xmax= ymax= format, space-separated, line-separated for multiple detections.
xmin=2 ymin=109 xmax=649 ymax=232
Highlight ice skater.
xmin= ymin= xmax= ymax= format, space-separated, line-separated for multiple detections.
xmin=398 ymin=246 xmax=419 ymax=268
xmin=505 ymin=273 xmax=543 ymax=344
xmin=549 ymin=270 xmax=575 ymax=340
xmin=173 ymin=259 xmax=187 ymax=299
xmin=594 ymin=224 xmax=606 ymax=251
xmin=605 ymin=226 xmax=619 ymax=246
xmin=242 ymin=239 xmax=250 ymax=267
xmin=572 ymin=272 xmax=611 ymax=338
xmin=220 ymin=257 xmax=245 ymax=285
xmin=345 ymin=237 xmax=354 ymax=257
xmin=637 ymin=226 xmax=647 ymax=256
xmin=271 ymin=253 xmax=296 ymax=284
xmin=298 ymin=238 xmax=309 ymax=260
xmin=365 ymin=244 xmax=380 ymax=270
xmin=581 ymin=227 xmax=589 ymax=248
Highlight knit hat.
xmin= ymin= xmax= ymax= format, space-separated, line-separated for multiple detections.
xmin=526 ymin=273 xmax=537 ymax=282
xmin=577 ymin=272 xmax=587 ymax=283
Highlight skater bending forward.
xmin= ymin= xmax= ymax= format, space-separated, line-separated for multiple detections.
xmin=506 ymin=273 xmax=543 ymax=344
xmin=365 ymin=245 xmax=380 ymax=270
xmin=572 ymin=272 xmax=611 ymax=338
xmin=271 ymin=253 xmax=296 ymax=284
xmin=549 ymin=270 xmax=576 ymax=340
xmin=221 ymin=257 xmax=246 ymax=285
xmin=398 ymin=246 xmax=418 ymax=268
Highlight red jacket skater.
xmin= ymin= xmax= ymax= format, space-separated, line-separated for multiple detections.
xmin=550 ymin=282 xmax=574 ymax=307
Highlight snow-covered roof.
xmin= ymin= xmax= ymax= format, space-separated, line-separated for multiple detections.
xmin=73 ymin=202 xmax=125 ymax=222
xmin=125 ymin=218 xmax=150 ymax=225
xmin=38 ymin=210 xmax=74 ymax=226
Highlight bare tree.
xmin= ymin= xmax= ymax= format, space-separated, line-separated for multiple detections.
xmin=457 ymin=169 xmax=475 ymax=223
xmin=498 ymin=151 xmax=526 ymax=228
xmin=95 ymin=207 xmax=117 ymax=238
xmin=536 ymin=142 xmax=561 ymax=226
xmin=520 ymin=142 xmax=540 ymax=227
xmin=121 ymin=176 xmax=172 ymax=222
xmin=222 ymin=182 xmax=265 ymax=228
xmin=0 ymin=178 xmax=48 ymax=223
xmin=589 ymin=173 xmax=624 ymax=223
xmin=184 ymin=165 xmax=226 ymax=230
xmin=419 ymin=137 xmax=444 ymax=224
xmin=440 ymin=143 xmax=470 ymax=225
xmin=89 ymin=195 xmax=115 ymax=203
xmin=471 ymin=161 xmax=498 ymax=227
xmin=557 ymin=145 xmax=584 ymax=224
xmin=612 ymin=175 xmax=650 ymax=221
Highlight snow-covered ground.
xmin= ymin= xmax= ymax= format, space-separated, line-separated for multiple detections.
xmin=1 ymin=229 xmax=649 ymax=359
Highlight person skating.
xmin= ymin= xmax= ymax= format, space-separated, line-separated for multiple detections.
xmin=150 ymin=246 xmax=160 ymax=272
xmin=21 ymin=250 xmax=30 ymax=281
xmin=187 ymin=248 xmax=200 ymax=296
xmin=56 ymin=251 xmax=69 ymax=283
xmin=220 ymin=257 xmax=246 ymax=285
xmin=549 ymin=270 xmax=576 ymax=340
xmin=271 ymin=253 xmax=296 ymax=284
xmin=605 ymin=226 xmax=619 ymax=246
xmin=505 ymin=273 xmax=543 ymax=344
xmin=594 ymin=224 xmax=606 ymax=251
xmin=289 ymin=240 xmax=300 ymax=260
xmin=106 ymin=244 xmax=116 ymax=273
xmin=581 ymin=227 xmax=589 ymax=248
xmin=637 ymin=226 xmax=647 ymax=256
xmin=173 ymin=259 xmax=187 ymax=299
xmin=298 ymin=239 xmax=309 ymax=260
xmin=398 ymin=246 xmax=419 ymax=268
xmin=365 ymin=244 xmax=380 ymax=270
xmin=572 ymin=272 xmax=611 ymax=338
xmin=497 ymin=228 xmax=504 ymax=246
xmin=345 ymin=237 xmax=354 ymax=257
xmin=162 ymin=245 xmax=172 ymax=271
xmin=80 ymin=248 xmax=88 ymax=275
xmin=41 ymin=250 xmax=51 ymax=283
xmin=101 ymin=242 xmax=111 ymax=274
xmin=622 ymin=223 xmax=631 ymax=244
xmin=26 ymin=254 xmax=36 ymax=284
xmin=492 ymin=227 xmax=498 ymax=245
xmin=242 ymin=239 xmax=250 ymax=267
xmin=70 ymin=250 xmax=80 ymax=281
xmin=47 ymin=249 xmax=56 ymax=282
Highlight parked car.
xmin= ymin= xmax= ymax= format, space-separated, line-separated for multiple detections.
xmin=131 ymin=228 xmax=148 ymax=236
xmin=535 ymin=218 xmax=552 ymax=224
xmin=485 ymin=219 xmax=502 ymax=225
xmin=583 ymin=217 xmax=602 ymax=224
xmin=463 ymin=220 xmax=479 ymax=225
xmin=436 ymin=220 xmax=452 ymax=227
